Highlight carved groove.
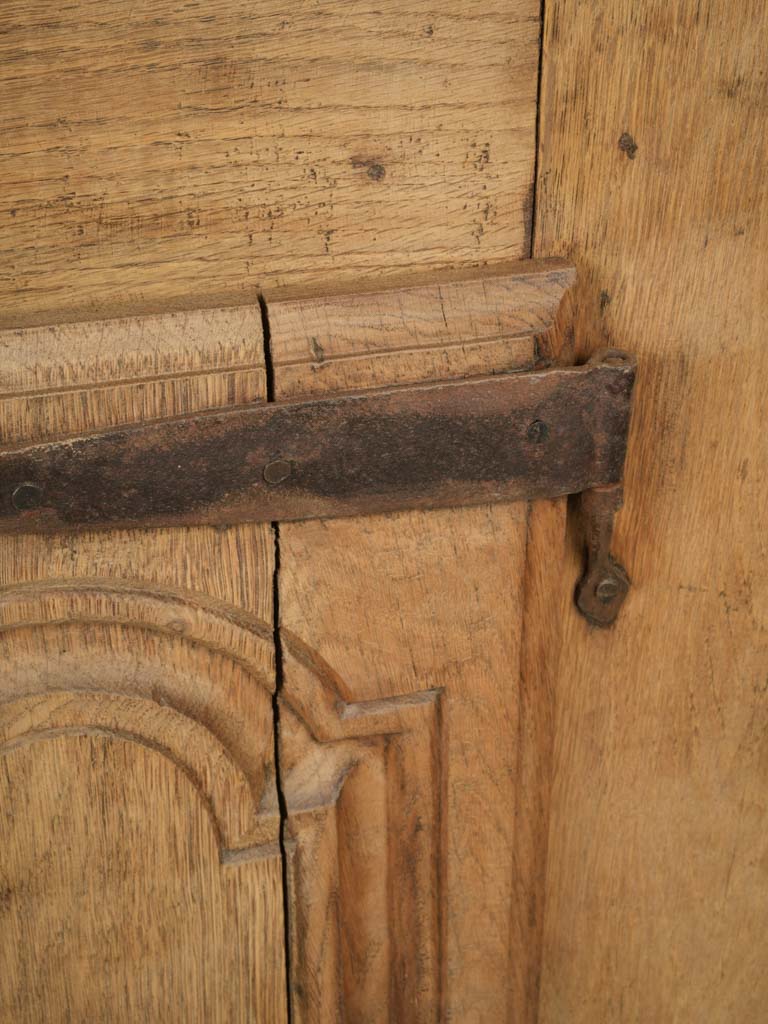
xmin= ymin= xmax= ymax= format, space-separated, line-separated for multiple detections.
xmin=0 ymin=724 xmax=252 ymax=856
xmin=0 ymin=580 xmax=439 ymax=732
xmin=0 ymin=576 xmax=445 ymax=1018
xmin=0 ymin=579 xmax=274 ymax=682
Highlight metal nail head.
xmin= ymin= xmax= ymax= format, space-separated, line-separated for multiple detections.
xmin=11 ymin=482 xmax=44 ymax=512
xmin=595 ymin=576 xmax=620 ymax=604
xmin=526 ymin=420 xmax=549 ymax=443
xmin=263 ymin=460 xmax=292 ymax=485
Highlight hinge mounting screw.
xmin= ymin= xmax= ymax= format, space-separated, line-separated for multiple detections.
xmin=526 ymin=420 xmax=549 ymax=443
xmin=263 ymin=460 xmax=292 ymax=485
xmin=11 ymin=482 xmax=43 ymax=512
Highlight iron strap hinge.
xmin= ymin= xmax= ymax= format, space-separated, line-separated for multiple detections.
xmin=0 ymin=348 xmax=636 ymax=626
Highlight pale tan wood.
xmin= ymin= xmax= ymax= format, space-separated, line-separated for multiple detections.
xmin=0 ymin=0 xmax=540 ymax=329
xmin=0 ymin=305 xmax=264 ymax=444
xmin=0 ymin=260 xmax=576 ymax=1019
xmin=505 ymin=266 xmax=575 ymax=1021
xmin=268 ymin=258 xmax=575 ymax=396
xmin=273 ymin=643 xmax=443 ymax=1023
xmin=535 ymin=2 xmax=768 ymax=1021
xmin=268 ymin=266 xmax=574 ymax=1021
xmin=0 ymin=309 xmax=286 ymax=1019
xmin=0 ymin=306 xmax=263 ymax=394
xmin=1 ymin=735 xmax=284 ymax=1023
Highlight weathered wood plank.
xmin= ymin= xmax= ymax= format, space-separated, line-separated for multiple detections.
xmin=0 ymin=304 xmax=285 ymax=1021
xmin=268 ymin=264 xmax=573 ymax=1021
xmin=535 ymin=2 xmax=768 ymax=1021
xmin=0 ymin=0 xmax=540 ymax=328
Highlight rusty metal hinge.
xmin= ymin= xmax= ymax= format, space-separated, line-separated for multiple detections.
xmin=0 ymin=347 xmax=636 ymax=626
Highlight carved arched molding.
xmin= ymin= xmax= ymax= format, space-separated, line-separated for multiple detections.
xmin=277 ymin=629 xmax=445 ymax=1021
xmin=0 ymin=578 xmax=274 ymax=681
xmin=0 ymin=576 xmax=445 ymax=1016
xmin=0 ymin=577 xmax=440 ymax=743
xmin=281 ymin=626 xmax=443 ymax=743
xmin=0 ymin=697 xmax=265 ymax=855
xmin=0 ymin=578 xmax=280 ymax=855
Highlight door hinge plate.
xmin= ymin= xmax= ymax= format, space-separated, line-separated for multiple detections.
xmin=0 ymin=347 xmax=636 ymax=625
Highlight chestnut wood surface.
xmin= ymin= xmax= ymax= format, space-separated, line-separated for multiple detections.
xmin=267 ymin=262 xmax=574 ymax=1022
xmin=535 ymin=2 xmax=768 ymax=1021
xmin=11 ymin=0 xmax=762 ymax=1019
xmin=0 ymin=307 xmax=287 ymax=1021
xmin=0 ymin=4 xmax=552 ymax=1011
xmin=0 ymin=260 xmax=573 ymax=1022
xmin=0 ymin=0 xmax=540 ymax=329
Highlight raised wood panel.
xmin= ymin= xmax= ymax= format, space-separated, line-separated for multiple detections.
xmin=0 ymin=0 xmax=540 ymax=328
xmin=535 ymin=2 xmax=768 ymax=1021
xmin=278 ymin=641 xmax=442 ymax=1023
xmin=0 ymin=304 xmax=285 ymax=1019
xmin=0 ymin=258 xmax=577 ymax=1020
xmin=1 ymin=735 xmax=284 ymax=1023
xmin=0 ymin=610 xmax=285 ymax=1022
xmin=268 ymin=266 xmax=574 ymax=1021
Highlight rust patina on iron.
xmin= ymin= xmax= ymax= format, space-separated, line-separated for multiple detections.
xmin=575 ymin=483 xmax=632 ymax=628
xmin=0 ymin=349 xmax=635 ymax=535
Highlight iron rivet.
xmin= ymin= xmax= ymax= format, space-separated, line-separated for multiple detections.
xmin=526 ymin=420 xmax=549 ymax=443
xmin=595 ymin=576 xmax=620 ymax=603
xmin=263 ymin=460 xmax=292 ymax=485
xmin=11 ymin=482 xmax=44 ymax=512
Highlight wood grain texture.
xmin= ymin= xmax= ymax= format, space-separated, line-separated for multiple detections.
xmin=268 ymin=258 xmax=575 ymax=396
xmin=0 ymin=260 xmax=575 ymax=1020
xmin=0 ymin=304 xmax=265 ymax=444
xmin=268 ymin=267 xmax=573 ymax=1021
xmin=535 ymin=2 xmax=768 ymax=1021
xmin=0 ymin=308 xmax=286 ymax=1020
xmin=1 ymin=735 xmax=284 ymax=1023
xmin=0 ymin=0 xmax=540 ymax=328
xmin=508 ymin=296 xmax=575 ymax=1020
xmin=275 ymin=641 xmax=443 ymax=1024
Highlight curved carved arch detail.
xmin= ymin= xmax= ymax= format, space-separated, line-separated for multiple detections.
xmin=0 ymin=576 xmax=438 ymax=850
xmin=0 ymin=576 xmax=445 ymax=1016
xmin=0 ymin=696 xmax=263 ymax=854
xmin=0 ymin=579 xmax=283 ymax=854
xmin=0 ymin=578 xmax=274 ymax=684
xmin=0 ymin=577 xmax=439 ymax=742
xmin=0 ymin=666 xmax=280 ymax=857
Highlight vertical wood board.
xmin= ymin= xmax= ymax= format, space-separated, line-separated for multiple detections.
xmin=535 ymin=2 xmax=768 ymax=1021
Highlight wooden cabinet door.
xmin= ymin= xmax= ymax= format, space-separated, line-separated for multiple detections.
xmin=266 ymin=265 xmax=573 ymax=1023
xmin=5 ymin=1 xmax=765 ymax=1022
xmin=0 ymin=3 xmax=549 ymax=1020
xmin=0 ymin=311 xmax=287 ymax=1021
xmin=0 ymin=263 xmax=572 ymax=1023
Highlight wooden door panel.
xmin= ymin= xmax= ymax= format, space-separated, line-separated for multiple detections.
xmin=268 ymin=265 xmax=574 ymax=1021
xmin=1 ymin=0 xmax=559 ymax=1010
xmin=0 ymin=654 xmax=284 ymax=1022
xmin=0 ymin=309 xmax=286 ymax=1020
xmin=278 ymin=505 xmax=527 ymax=1022
xmin=0 ymin=259 xmax=575 ymax=1021
xmin=2 ymin=0 xmax=765 ymax=1020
